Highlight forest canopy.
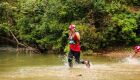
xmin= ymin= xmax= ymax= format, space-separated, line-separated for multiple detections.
xmin=0 ymin=0 xmax=140 ymax=53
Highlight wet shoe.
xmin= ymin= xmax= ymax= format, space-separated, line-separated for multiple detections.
xmin=84 ymin=60 xmax=90 ymax=68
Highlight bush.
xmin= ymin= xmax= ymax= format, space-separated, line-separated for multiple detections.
xmin=108 ymin=13 xmax=138 ymax=46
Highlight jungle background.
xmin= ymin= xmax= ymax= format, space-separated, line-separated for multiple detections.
xmin=0 ymin=0 xmax=140 ymax=54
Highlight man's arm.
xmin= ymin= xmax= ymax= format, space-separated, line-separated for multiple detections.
xmin=75 ymin=32 xmax=80 ymax=41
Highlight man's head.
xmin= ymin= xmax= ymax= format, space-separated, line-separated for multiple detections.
xmin=69 ymin=24 xmax=75 ymax=32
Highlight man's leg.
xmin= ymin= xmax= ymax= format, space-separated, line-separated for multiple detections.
xmin=73 ymin=51 xmax=85 ymax=64
xmin=74 ymin=51 xmax=80 ymax=64
xmin=74 ymin=51 xmax=90 ymax=68
xmin=68 ymin=50 xmax=73 ymax=67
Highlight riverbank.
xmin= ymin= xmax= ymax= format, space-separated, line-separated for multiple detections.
xmin=1 ymin=46 xmax=140 ymax=58
xmin=83 ymin=47 xmax=140 ymax=58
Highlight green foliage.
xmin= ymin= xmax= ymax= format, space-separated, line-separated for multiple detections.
xmin=46 ymin=0 xmax=94 ymax=23
xmin=93 ymin=0 xmax=106 ymax=11
xmin=75 ymin=24 xmax=99 ymax=50
xmin=135 ymin=13 xmax=140 ymax=44
xmin=106 ymin=0 xmax=140 ymax=6
xmin=0 ymin=0 xmax=140 ymax=54
xmin=121 ymin=0 xmax=140 ymax=6
xmin=0 ymin=24 xmax=9 ymax=36
xmin=0 ymin=2 xmax=17 ymax=36
xmin=109 ymin=13 xmax=137 ymax=45
xmin=105 ymin=1 xmax=127 ymax=14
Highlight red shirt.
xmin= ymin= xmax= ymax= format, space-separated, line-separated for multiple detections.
xmin=70 ymin=43 xmax=80 ymax=52
xmin=69 ymin=32 xmax=80 ymax=52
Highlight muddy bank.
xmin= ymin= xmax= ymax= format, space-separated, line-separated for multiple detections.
xmin=83 ymin=47 xmax=140 ymax=58
xmin=102 ymin=49 xmax=140 ymax=58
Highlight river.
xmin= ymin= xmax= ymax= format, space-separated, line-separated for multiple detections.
xmin=0 ymin=49 xmax=140 ymax=80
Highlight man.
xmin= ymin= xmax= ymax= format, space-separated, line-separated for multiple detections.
xmin=131 ymin=46 xmax=140 ymax=58
xmin=68 ymin=24 xmax=90 ymax=68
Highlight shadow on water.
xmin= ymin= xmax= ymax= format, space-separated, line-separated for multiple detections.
xmin=0 ymin=50 xmax=140 ymax=80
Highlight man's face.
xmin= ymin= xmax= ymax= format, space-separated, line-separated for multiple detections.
xmin=69 ymin=28 xmax=75 ymax=32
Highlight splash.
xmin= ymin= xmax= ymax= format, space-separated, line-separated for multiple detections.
xmin=122 ymin=57 xmax=140 ymax=64
xmin=62 ymin=55 xmax=93 ymax=69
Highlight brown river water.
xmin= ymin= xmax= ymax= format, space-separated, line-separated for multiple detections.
xmin=0 ymin=48 xmax=140 ymax=80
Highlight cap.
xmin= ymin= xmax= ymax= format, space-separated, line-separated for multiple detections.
xmin=69 ymin=24 xmax=75 ymax=30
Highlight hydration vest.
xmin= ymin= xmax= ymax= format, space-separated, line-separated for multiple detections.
xmin=69 ymin=32 xmax=80 ymax=52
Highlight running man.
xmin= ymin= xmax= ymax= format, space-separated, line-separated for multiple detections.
xmin=68 ymin=24 xmax=90 ymax=68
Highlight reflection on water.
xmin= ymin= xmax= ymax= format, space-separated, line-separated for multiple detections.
xmin=0 ymin=50 xmax=63 ymax=72
xmin=0 ymin=50 xmax=140 ymax=80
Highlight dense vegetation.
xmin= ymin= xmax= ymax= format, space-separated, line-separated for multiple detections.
xmin=0 ymin=0 xmax=140 ymax=54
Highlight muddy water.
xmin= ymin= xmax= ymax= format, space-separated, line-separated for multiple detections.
xmin=0 ymin=50 xmax=140 ymax=80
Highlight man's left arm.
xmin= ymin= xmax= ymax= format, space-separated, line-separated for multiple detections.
xmin=75 ymin=32 xmax=80 ymax=41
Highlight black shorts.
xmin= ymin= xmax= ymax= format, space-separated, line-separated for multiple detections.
xmin=68 ymin=50 xmax=80 ymax=63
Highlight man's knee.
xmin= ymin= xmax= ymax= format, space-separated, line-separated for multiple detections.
xmin=68 ymin=58 xmax=72 ymax=63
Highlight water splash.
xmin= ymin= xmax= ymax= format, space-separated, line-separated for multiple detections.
xmin=62 ymin=55 xmax=93 ymax=69
xmin=122 ymin=57 xmax=140 ymax=64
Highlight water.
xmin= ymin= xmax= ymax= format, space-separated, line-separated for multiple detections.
xmin=0 ymin=50 xmax=63 ymax=72
xmin=0 ymin=50 xmax=140 ymax=80
xmin=122 ymin=57 xmax=140 ymax=64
